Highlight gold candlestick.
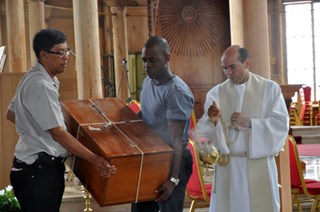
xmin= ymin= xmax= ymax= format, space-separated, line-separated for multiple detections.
xmin=80 ymin=185 xmax=93 ymax=212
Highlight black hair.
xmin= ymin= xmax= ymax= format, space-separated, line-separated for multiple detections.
xmin=33 ymin=29 xmax=67 ymax=59
xmin=144 ymin=36 xmax=170 ymax=55
xmin=239 ymin=47 xmax=249 ymax=63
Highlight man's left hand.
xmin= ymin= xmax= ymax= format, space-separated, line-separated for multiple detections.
xmin=155 ymin=180 xmax=175 ymax=202
xmin=231 ymin=112 xmax=251 ymax=129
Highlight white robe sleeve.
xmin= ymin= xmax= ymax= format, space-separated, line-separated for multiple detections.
xmin=249 ymin=82 xmax=290 ymax=159
xmin=196 ymin=86 xmax=230 ymax=154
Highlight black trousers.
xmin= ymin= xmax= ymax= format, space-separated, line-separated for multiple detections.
xmin=10 ymin=153 xmax=66 ymax=212
xmin=131 ymin=147 xmax=193 ymax=212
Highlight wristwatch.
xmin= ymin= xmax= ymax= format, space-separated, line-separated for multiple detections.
xmin=169 ymin=177 xmax=180 ymax=186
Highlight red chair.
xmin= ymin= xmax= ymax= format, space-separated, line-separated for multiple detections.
xmin=302 ymin=85 xmax=312 ymax=102
xmin=186 ymin=140 xmax=212 ymax=212
xmin=288 ymin=135 xmax=320 ymax=211
xmin=314 ymin=101 xmax=320 ymax=126
xmin=289 ymin=88 xmax=306 ymax=126
xmin=302 ymin=85 xmax=313 ymax=125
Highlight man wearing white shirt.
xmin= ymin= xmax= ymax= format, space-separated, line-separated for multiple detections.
xmin=6 ymin=29 xmax=116 ymax=212
xmin=197 ymin=45 xmax=289 ymax=212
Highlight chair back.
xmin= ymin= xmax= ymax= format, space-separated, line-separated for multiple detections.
xmin=298 ymin=88 xmax=306 ymax=120
xmin=289 ymin=88 xmax=306 ymax=126
xmin=302 ymin=85 xmax=312 ymax=102
xmin=288 ymin=135 xmax=320 ymax=211
xmin=288 ymin=135 xmax=309 ymax=191
xmin=186 ymin=140 xmax=211 ymax=202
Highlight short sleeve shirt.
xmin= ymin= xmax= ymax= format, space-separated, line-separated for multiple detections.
xmin=140 ymin=75 xmax=194 ymax=147
xmin=8 ymin=62 xmax=68 ymax=164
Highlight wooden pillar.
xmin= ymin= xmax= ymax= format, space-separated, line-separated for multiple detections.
xmin=27 ymin=0 xmax=45 ymax=64
xmin=102 ymin=1 xmax=114 ymax=97
xmin=73 ymin=0 xmax=103 ymax=99
xmin=110 ymin=6 xmax=130 ymax=102
xmin=229 ymin=0 xmax=270 ymax=79
xmin=0 ymin=11 xmax=2 ymax=45
xmin=268 ymin=0 xmax=286 ymax=84
xmin=229 ymin=1 xmax=292 ymax=211
xmin=229 ymin=0 xmax=244 ymax=46
xmin=243 ymin=0 xmax=271 ymax=78
xmin=5 ymin=0 xmax=27 ymax=73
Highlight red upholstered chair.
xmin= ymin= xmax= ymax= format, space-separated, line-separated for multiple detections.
xmin=315 ymin=101 xmax=320 ymax=126
xmin=186 ymin=140 xmax=212 ymax=212
xmin=288 ymin=135 xmax=320 ymax=212
xmin=289 ymin=88 xmax=306 ymax=126
xmin=302 ymin=85 xmax=313 ymax=125
xmin=302 ymin=85 xmax=312 ymax=102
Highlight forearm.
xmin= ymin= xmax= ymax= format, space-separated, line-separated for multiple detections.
xmin=168 ymin=120 xmax=186 ymax=178
xmin=49 ymin=127 xmax=98 ymax=164
xmin=170 ymin=140 xmax=183 ymax=178
xmin=6 ymin=110 xmax=15 ymax=124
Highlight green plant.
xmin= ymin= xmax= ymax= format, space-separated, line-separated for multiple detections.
xmin=0 ymin=185 xmax=21 ymax=212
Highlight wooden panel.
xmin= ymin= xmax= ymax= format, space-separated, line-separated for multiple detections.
xmin=155 ymin=0 xmax=230 ymax=118
xmin=61 ymin=98 xmax=173 ymax=206
xmin=0 ymin=72 xmax=25 ymax=188
xmin=127 ymin=7 xmax=149 ymax=52
xmin=280 ymin=84 xmax=304 ymax=108
xmin=190 ymin=85 xmax=213 ymax=119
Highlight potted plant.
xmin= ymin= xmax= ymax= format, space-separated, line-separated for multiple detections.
xmin=0 ymin=185 xmax=21 ymax=212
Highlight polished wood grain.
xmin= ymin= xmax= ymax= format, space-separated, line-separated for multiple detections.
xmin=280 ymin=84 xmax=304 ymax=108
xmin=61 ymin=98 xmax=173 ymax=206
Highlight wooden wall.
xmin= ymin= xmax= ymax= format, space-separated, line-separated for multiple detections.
xmin=156 ymin=0 xmax=230 ymax=118
xmin=0 ymin=73 xmax=24 ymax=188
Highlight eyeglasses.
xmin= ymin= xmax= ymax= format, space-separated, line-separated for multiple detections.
xmin=44 ymin=48 xmax=73 ymax=58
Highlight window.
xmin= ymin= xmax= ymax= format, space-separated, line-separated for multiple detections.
xmin=285 ymin=1 xmax=320 ymax=100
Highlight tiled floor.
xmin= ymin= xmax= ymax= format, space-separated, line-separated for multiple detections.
xmin=61 ymin=156 xmax=320 ymax=212
xmin=61 ymin=171 xmax=210 ymax=212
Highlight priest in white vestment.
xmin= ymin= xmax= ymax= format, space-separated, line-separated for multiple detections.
xmin=197 ymin=45 xmax=289 ymax=212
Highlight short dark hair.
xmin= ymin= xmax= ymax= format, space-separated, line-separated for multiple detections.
xmin=239 ymin=47 xmax=249 ymax=63
xmin=33 ymin=29 xmax=67 ymax=59
xmin=144 ymin=36 xmax=170 ymax=55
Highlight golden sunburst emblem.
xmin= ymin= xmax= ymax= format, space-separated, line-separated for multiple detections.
xmin=159 ymin=0 xmax=220 ymax=57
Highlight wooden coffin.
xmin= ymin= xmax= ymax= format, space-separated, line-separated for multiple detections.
xmin=61 ymin=98 xmax=173 ymax=206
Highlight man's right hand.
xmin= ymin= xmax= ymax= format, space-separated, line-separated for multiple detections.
xmin=93 ymin=155 xmax=116 ymax=178
xmin=208 ymin=101 xmax=221 ymax=124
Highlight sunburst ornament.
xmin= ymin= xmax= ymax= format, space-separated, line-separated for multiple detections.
xmin=159 ymin=0 xmax=220 ymax=57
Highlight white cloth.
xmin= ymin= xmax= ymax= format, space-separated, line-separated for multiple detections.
xmin=197 ymin=73 xmax=289 ymax=212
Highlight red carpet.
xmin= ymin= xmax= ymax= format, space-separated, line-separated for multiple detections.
xmin=297 ymin=144 xmax=320 ymax=156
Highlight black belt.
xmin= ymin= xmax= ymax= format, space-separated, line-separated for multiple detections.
xmin=14 ymin=152 xmax=66 ymax=166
